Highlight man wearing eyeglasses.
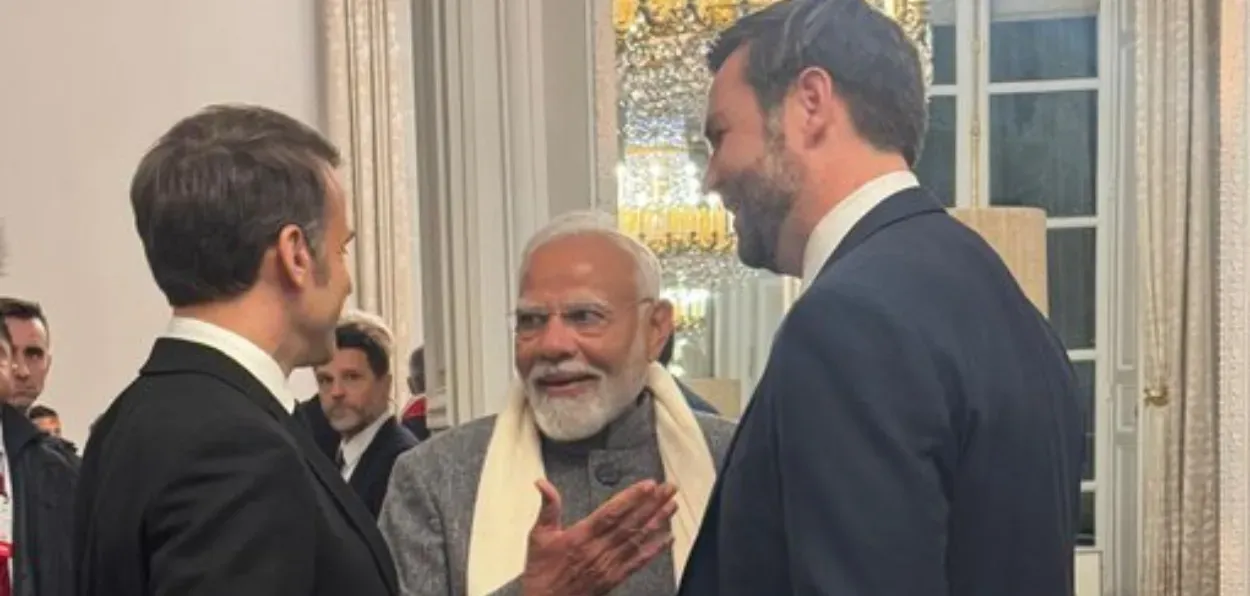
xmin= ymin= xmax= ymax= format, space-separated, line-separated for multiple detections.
xmin=379 ymin=211 xmax=736 ymax=596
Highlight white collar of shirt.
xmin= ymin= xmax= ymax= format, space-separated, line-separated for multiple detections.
xmin=800 ymin=170 xmax=920 ymax=289
xmin=339 ymin=414 xmax=389 ymax=481
xmin=161 ymin=317 xmax=295 ymax=413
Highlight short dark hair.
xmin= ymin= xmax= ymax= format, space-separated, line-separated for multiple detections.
xmin=709 ymin=0 xmax=928 ymax=165
xmin=130 ymin=104 xmax=341 ymax=307
xmin=0 ymin=297 xmax=48 ymax=338
xmin=28 ymin=404 xmax=57 ymax=420
xmin=408 ymin=346 xmax=426 ymax=394
xmin=336 ymin=324 xmax=391 ymax=378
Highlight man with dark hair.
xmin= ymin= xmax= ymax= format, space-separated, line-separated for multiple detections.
xmin=398 ymin=346 xmax=431 ymax=440
xmin=0 ymin=303 xmax=78 ymax=596
xmin=27 ymin=405 xmax=60 ymax=437
xmin=680 ymin=2 xmax=1083 ymax=595
xmin=0 ymin=298 xmax=51 ymax=414
xmin=74 ymin=105 xmax=397 ymax=595
xmin=314 ymin=311 xmax=418 ymax=518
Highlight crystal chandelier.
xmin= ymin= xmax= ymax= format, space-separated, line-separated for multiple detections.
xmin=614 ymin=0 xmax=775 ymax=333
xmin=614 ymin=0 xmax=933 ymax=334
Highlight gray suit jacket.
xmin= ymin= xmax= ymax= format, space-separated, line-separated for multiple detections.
xmin=379 ymin=412 xmax=736 ymax=596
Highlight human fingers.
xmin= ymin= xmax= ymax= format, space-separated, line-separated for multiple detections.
xmin=531 ymin=478 xmax=564 ymax=532
xmin=574 ymin=479 xmax=658 ymax=537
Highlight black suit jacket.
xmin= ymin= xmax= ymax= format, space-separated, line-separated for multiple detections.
xmin=679 ymin=188 xmax=1084 ymax=596
xmin=73 ymin=339 xmax=399 ymax=596
xmin=348 ymin=418 xmax=419 ymax=518
xmin=6 ymin=405 xmax=78 ymax=596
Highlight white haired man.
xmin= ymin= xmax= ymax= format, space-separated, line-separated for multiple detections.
xmin=379 ymin=211 xmax=736 ymax=595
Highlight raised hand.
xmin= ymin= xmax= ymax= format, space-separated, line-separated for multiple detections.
xmin=520 ymin=478 xmax=678 ymax=596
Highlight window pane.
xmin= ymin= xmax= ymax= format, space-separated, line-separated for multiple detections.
xmin=1078 ymin=490 xmax=1095 ymax=546
xmin=990 ymin=16 xmax=1098 ymax=82
xmin=989 ymin=91 xmax=1097 ymax=216
xmin=931 ymin=24 xmax=956 ymax=86
xmin=915 ymin=96 xmax=956 ymax=207
xmin=1047 ymin=228 xmax=1096 ymax=349
xmin=1072 ymin=361 xmax=1095 ymax=481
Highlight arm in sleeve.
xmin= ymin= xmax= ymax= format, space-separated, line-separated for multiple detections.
xmin=379 ymin=450 xmax=459 ymax=595
xmin=764 ymin=288 xmax=955 ymax=596
xmin=144 ymin=422 xmax=316 ymax=596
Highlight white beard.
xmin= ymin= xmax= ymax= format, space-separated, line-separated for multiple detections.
xmin=525 ymin=337 xmax=650 ymax=442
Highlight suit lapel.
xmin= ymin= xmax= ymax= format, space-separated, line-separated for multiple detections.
xmin=282 ymin=416 xmax=399 ymax=591
xmin=142 ymin=339 xmax=399 ymax=593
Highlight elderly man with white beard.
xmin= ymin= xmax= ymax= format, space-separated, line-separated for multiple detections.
xmin=379 ymin=211 xmax=736 ymax=596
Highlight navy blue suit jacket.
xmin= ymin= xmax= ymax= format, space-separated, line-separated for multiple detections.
xmin=678 ymin=188 xmax=1084 ymax=596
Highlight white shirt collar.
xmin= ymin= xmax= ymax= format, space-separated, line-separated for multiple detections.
xmin=339 ymin=414 xmax=389 ymax=481
xmin=800 ymin=170 xmax=920 ymax=289
xmin=162 ymin=317 xmax=295 ymax=413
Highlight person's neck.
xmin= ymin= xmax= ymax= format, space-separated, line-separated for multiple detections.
xmin=173 ymin=297 xmax=297 ymax=376
xmin=773 ymin=151 xmax=911 ymax=276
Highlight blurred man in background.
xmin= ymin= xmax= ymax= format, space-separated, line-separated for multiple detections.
xmin=398 ymin=346 xmax=431 ymax=441
xmin=314 ymin=311 xmax=418 ymax=517
xmin=0 ymin=298 xmax=51 ymax=414
xmin=27 ymin=405 xmax=61 ymax=438
xmin=0 ymin=304 xmax=78 ymax=596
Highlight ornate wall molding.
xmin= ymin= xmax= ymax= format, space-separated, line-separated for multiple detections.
xmin=1218 ymin=0 xmax=1249 ymax=592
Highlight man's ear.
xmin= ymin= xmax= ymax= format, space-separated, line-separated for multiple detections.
xmin=647 ymin=299 xmax=676 ymax=361
xmin=274 ymin=224 xmax=316 ymax=289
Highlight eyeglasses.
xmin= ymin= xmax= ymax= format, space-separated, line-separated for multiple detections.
xmin=511 ymin=299 xmax=655 ymax=340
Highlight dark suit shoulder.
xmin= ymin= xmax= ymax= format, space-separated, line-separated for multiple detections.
xmin=384 ymin=420 xmax=421 ymax=452
xmin=94 ymin=372 xmax=299 ymax=471
xmin=693 ymin=412 xmax=735 ymax=466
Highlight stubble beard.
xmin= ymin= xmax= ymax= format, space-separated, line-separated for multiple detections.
xmin=717 ymin=136 xmax=803 ymax=275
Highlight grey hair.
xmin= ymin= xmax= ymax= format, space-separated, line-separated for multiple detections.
xmin=338 ymin=308 xmax=395 ymax=353
xmin=519 ymin=210 xmax=662 ymax=300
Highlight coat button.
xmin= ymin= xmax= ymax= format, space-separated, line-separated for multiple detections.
xmin=594 ymin=462 xmax=621 ymax=486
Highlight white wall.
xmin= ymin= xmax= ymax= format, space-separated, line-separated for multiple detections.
xmin=0 ymin=0 xmax=325 ymax=445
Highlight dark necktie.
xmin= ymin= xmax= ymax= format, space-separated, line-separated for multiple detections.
xmin=334 ymin=448 xmax=345 ymax=472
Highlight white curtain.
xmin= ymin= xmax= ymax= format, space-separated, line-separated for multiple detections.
xmin=707 ymin=274 xmax=788 ymax=413
xmin=323 ymin=0 xmax=415 ymax=406
xmin=1135 ymin=0 xmax=1219 ymax=594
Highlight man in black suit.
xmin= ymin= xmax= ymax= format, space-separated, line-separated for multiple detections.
xmin=73 ymin=105 xmax=398 ymax=595
xmin=0 ymin=311 xmax=78 ymax=596
xmin=678 ymin=2 xmax=1084 ymax=595
xmin=312 ymin=311 xmax=418 ymax=517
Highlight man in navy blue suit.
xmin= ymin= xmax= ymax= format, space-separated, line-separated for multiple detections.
xmin=677 ymin=1 xmax=1085 ymax=595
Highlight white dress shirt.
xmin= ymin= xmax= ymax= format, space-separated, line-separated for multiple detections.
xmin=800 ymin=170 xmax=921 ymax=290
xmin=337 ymin=414 xmax=388 ymax=482
xmin=162 ymin=317 xmax=296 ymax=413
